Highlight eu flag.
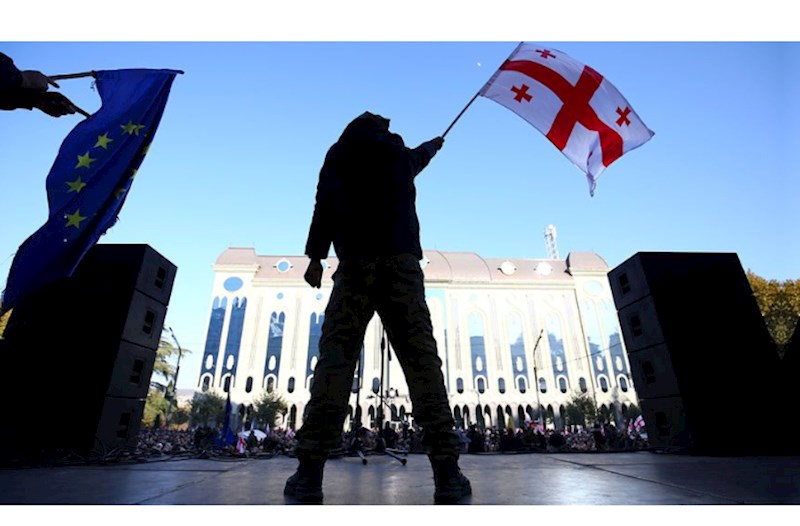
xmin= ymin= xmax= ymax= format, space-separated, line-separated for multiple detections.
xmin=1 ymin=68 xmax=181 ymax=312
xmin=215 ymin=390 xmax=237 ymax=448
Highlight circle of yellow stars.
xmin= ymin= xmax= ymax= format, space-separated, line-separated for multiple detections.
xmin=63 ymin=122 xmax=149 ymax=231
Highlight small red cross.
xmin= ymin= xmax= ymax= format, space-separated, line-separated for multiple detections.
xmin=616 ymin=106 xmax=632 ymax=126
xmin=536 ymin=49 xmax=556 ymax=59
xmin=511 ymin=84 xmax=532 ymax=103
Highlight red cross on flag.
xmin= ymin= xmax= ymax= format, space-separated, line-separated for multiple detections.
xmin=480 ymin=43 xmax=654 ymax=195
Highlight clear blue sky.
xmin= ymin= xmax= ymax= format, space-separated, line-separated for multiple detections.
xmin=2 ymin=9 xmax=798 ymax=391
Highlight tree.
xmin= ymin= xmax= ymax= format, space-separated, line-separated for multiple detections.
xmin=624 ymin=402 xmax=642 ymax=422
xmin=153 ymin=336 xmax=179 ymax=391
xmin=564 ymin=392 xmax=597 ymax=428
xmin=506 ymin=416 xmax=515 ymax=430
xmin=190 ymin=391 xmax=226 ymax=428
xmin=171 ymin=406 xmax=191 ymax=428
xmin=0 ymin=302 xmax=10 ymax=339
xmin=143 ymin=389 xmax=169 ymax=428
xmin=747 ymin=271 xmax=800 ymax=355
xmin=252 ymin=391 xmax=288 ymax=429
xmin=598 ymin=405 xmax=614 ymax=424
xmin=155 ymin=330 xmax=193 ymax=429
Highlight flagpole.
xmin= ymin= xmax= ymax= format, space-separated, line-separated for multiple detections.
xmin=38 ymin=71 xmax=97 ymax=119
xmin=442 ymin=42 xmax=523 ymax=139
xmin=49 ymin=71 xmax=96 ymax=81
xmin=45 ymin=72 xmax=95 ymax=118
xmin=442 ymin=91 xmax=480 ymax=138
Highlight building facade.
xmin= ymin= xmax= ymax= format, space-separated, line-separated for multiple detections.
xmin=198 ymin=248 xmax=639 ymax=431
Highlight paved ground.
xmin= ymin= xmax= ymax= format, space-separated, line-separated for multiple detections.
xmin=1 ymin=450 xmax=799 ymax=506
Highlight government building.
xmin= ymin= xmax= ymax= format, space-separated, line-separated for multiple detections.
xmin=197 ymin=248 xmax=639 ymax=432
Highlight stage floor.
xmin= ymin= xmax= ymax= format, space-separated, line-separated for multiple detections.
xmin=1 ymin=450 xmax=799 ymax=507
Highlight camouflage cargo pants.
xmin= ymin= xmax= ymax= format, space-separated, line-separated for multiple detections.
xmin=295 ymin=253 xmax=460 ymax=458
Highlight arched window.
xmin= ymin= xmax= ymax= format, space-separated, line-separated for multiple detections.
xmin=287 ymin=377 xmax=295 ymax=393
xmin=477 ymin=377 xmax=486 ymax=393
xmin=498 ymin=378 xmax=506 ymax=394
xmin=538 ymin=378 xmax=547 ymax=393
xmin=201 ymin=376 xmax=210 ymax=392
xmin=518 ymin=377 xmax=527 ymax=393
xmin=223 ymin=376 xmax=232 ymax=392
xmin=266 ymin=377 xmax=275 ymax=393
xmin=579 ymin=377 xmax=588 ymax=393
xmin=456 ymin=378 xmax=464 ymax=394
xmin=507 ymin=312 xmax=528 ymax=378
xmin=372 ymin=377 xmax=380 ymax=394
xmin=264 ymin=311 xmax=285 ymax=382
xmin=600 ymin=377 xmax=609 ymax=392
xmin=468 ymin=312 xmax=489 ymax=387
xmin=245 ymin=376 xmax=253 ymax=393
xmin=558 ymin=377 xmax=567 ymax=393
xmin=620 ymin=376 xmax=629 ymax=392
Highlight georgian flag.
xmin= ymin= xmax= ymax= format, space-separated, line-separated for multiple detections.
xmin=480 ymin=43 xmax=654 ymax=196
xmin=634 ymin=415 xmax=645 ymax=431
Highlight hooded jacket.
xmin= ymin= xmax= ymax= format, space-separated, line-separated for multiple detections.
xmin=0 ymin=52 xmax=37 ymax=111
xmin=305 ymin=112 xmax=441 ymax=261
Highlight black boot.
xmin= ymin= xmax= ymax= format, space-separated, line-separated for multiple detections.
xmin=284 ymin=453 xmax=326 ymax=503
xmin=429 ymin=456 xmax=472 ymax=504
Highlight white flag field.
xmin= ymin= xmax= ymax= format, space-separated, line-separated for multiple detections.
xmin=479 ymin=42 xmax=654 ymax=196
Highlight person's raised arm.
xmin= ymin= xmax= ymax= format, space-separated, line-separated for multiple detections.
xmin=408 ymin=136 xmax=444 ymax=177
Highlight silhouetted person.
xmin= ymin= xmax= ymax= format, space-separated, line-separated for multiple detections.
xmin=467 ymin=425 xmax=485 ymax=453
xmin=592 ymin=422 xmax=607 ymax=451
xmin=246 ymin=430 xmax=259 ymax=452
xmin=1 ymin=52 xmax=77 ymax=117
xmin=382 ymin=421 xmax=397 ymax=450
xmin=547 ymin=429 xmax=566 ymax=451
xmin=604 ymin=422 xmax=620 ymax=450
xmin=284 ymin=112 xmax=470 ymax=504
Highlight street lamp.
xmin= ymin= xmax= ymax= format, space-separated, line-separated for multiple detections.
xmin=531 ymin=329 xmax=545 ymax=430
xmin=164 ymin=326 xmax=184 ymax=429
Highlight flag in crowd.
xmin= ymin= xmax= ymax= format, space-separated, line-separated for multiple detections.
xmin=216 ymin=390 xmax=237 ymax=447
xmin=628 ymin=414 xmax=646 ymax=434
xmin=479 ymin=42 xmax=654 ymax=196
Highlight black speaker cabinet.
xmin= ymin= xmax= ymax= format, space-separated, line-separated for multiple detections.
xmin=779 ymin=318 xmax=800 ymax=400
xmin=608 ymin=252 xmax=781 ymax=455
xmin=0 ymin=244 xmax=176 ymax=461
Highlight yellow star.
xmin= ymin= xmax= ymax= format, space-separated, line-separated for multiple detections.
xmin=94 ymin=133 xmax=113 ymax=150
xmin=130 ymin=168 xmax=137 ymax=180
xmin=115 ymin=187 xmax=127 ymax=200
xmin=66 ymin=176 xmax=87 ymax=193
xmin=121 ymin=121 xmax=145 ymax=136
xmin=75 ymin=152 xmax=96 ymax=169
xmin=141 ymin=142 xmax=151 ymax=156
xmin=65 ymin=209 xmax=87 ymax=229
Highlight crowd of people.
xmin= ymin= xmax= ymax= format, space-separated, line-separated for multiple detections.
xmin=135 ymin=419 xmax=648 ymax=458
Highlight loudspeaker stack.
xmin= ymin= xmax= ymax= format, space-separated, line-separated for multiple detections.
xmin=608 ymin=252 xmax=781 ymax=455
xmin=0 ymin=244 xmax=176 ymax=462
